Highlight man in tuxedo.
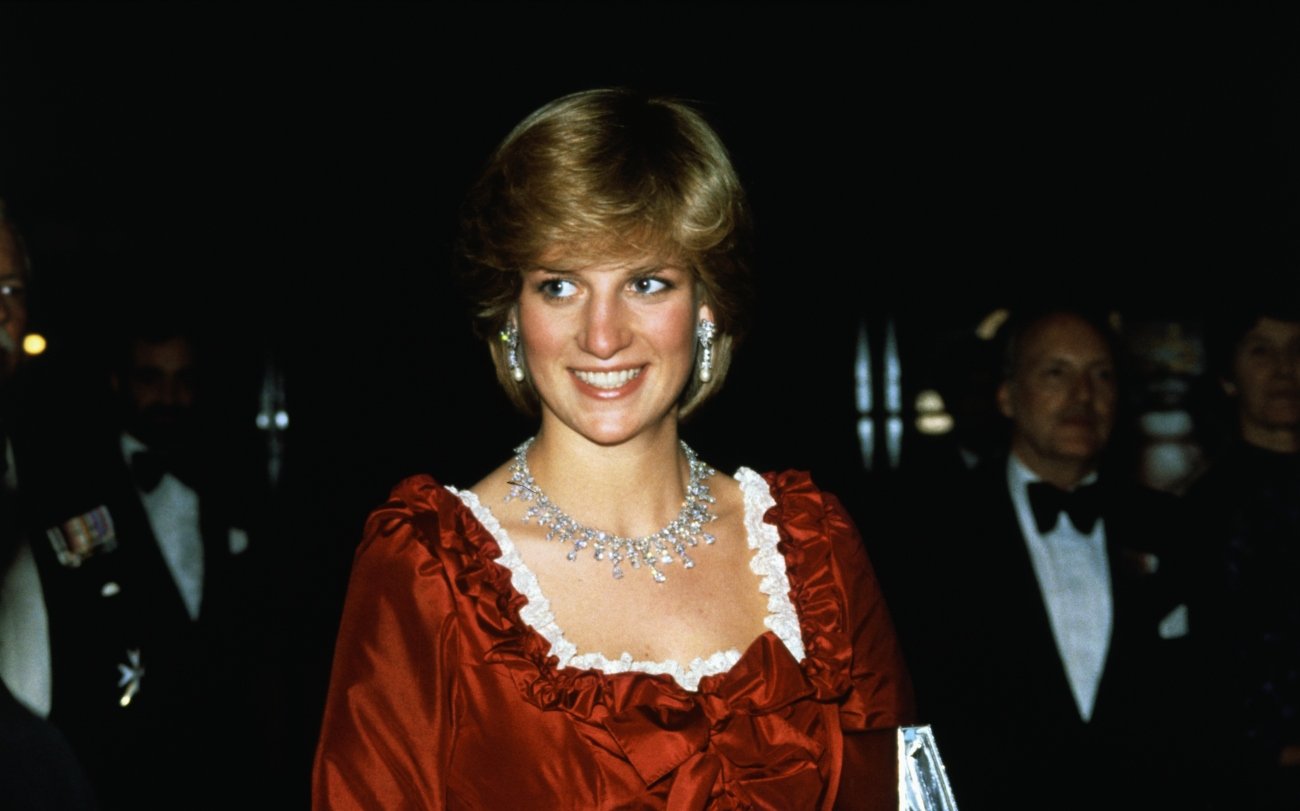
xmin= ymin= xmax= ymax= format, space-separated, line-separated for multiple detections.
xmin=7 ymin=312 xmax=270 ymax=809
xmin=899 ymin=309 xmax=1200 ymax=810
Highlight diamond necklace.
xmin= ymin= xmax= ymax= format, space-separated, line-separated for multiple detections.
xmin=504 ymin=437 xmax=718 ymax=583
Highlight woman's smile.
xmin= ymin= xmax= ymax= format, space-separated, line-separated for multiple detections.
xmin=571 ymin=365 xmax=646 ymax=395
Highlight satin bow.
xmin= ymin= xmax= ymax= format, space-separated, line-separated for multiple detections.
xmin=602 ymin=636 xmax=829 ymax=809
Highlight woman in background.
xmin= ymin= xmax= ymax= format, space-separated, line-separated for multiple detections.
xmin=313 ymin=88 xmax=914 ymax=810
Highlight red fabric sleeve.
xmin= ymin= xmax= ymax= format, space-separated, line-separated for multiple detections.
xmin=763 ymin=471 xmax=914 ymax=810
xmin=312 ymin=478 xmax=459 ymax=811
xmin=824 ymin=493 xmax=915 ymax=811
xmin=824 ymin=492 xmax=916 ymax=732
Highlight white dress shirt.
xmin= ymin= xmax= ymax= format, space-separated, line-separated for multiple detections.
xmin=1007 ymin=454 xmax=1113 ymax=722
xmin=0 ymin=437 xmax=53 ymax=717
xmin=122 ymin=433 xmax=204 ymax=621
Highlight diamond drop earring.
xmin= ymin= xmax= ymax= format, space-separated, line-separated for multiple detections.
xmin=696 ymin=319 xmax=717 ymax=383
xmin=501 ymin=321 xmax=525 ymax=382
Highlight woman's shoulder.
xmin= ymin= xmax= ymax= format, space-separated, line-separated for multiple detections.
xmin=366 ymin=474 xmax=457 ymax=530
xmin=734 ymin=467 xmax=864 ymax=570
xmin=744 ymin=468 xmax=890 ymax=702
xmin=743 ymin=467 xmax=871 ymax=587
xmin=355 ymin=473 xmax=496 ymax=571
xmin=738 ymin=468 xmax=853 ymax=531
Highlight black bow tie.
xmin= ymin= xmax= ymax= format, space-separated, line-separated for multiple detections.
xmin=130 ymin=449 xmax=196 ymax=493
xmin=1026 ymin=481 xmax=1101 ymax=534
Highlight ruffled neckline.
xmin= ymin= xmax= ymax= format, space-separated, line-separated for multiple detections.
xmin=448 ymin=467 xmax=805 ymax=691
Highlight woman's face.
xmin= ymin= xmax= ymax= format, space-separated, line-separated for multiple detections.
xmin=517 ymin=252 xmax=709 ymax=447
xmin=1229 ymin=316 xmax=1300 ymax=442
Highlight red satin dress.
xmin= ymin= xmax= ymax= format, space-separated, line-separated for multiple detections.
xmin=313 ymin=469 xmax=914 ymax=810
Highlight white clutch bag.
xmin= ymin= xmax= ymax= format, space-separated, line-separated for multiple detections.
xmin=897 ymin=725 xmax=959 ymax=811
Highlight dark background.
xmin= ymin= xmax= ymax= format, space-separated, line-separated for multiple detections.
xmin=3 ymin=3 xmax=1299 ymax=483
xmin=3 ymin=3 xmax=1299 ymax=800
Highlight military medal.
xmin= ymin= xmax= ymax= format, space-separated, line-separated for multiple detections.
xmin=117 ymin=649 xmax=144 ymax=707
xmin=46 ymin=505 xmax=118 ymax=567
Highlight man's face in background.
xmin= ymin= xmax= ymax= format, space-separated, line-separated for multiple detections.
xmin=120 ymin=336 xmax=198 ymax=450
xmin=0 ymin=226 xmax=29 ymax=384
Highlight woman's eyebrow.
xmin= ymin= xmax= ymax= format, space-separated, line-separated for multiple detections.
xmin=526 ymin=262 xmax=679 ymax=276
xmin=630 ymin=263 xmax=685 ymax=275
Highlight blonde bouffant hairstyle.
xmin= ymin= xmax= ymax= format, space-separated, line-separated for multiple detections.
xmin=456 ymin=88 xmax=754 ymax=419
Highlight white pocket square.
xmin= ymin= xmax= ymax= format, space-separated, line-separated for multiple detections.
xmin=1158 ymin=603 xmax=1189 ymax=640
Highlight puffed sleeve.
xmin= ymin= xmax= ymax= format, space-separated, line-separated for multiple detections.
xmin=824 ymin=492 xmax=916 ymax=811
xmin=764 ymin=471 xmax=916 ymax=811
xmin=312 ymin=477 xmax=460 ymax=811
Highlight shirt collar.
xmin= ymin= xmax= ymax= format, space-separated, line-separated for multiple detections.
xmin=120 ymin=431 xmax=149 ymax=458
xmin=1008 ymin=451 xmax=1099 ymax=493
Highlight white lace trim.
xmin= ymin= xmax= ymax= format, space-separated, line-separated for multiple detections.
xmin=736 ymin=468 xmax=806 ymax=664
xmin=448 ymin=466 xmax=803 ymax=692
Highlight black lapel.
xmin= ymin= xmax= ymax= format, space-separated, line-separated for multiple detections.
xmin=979 ymin=460 xmax=1093 ymax=725
xmin=107 ymin=450 xmax=196 ymax=630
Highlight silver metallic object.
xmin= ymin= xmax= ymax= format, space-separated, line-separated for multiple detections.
xmin=898 ymin=725 xmax=959 ymax=811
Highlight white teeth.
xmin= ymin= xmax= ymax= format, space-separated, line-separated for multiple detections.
xmin=574 ymin=368 xmax=642 ymax=389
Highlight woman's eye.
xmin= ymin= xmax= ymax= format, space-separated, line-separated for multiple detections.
xmin=538 ymin=278 xmax=578 ymax=299
xmin=631 ymin=277 xmax=670 ymax=295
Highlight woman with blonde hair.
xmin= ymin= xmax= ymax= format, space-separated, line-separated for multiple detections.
xmin=313 ymin=88 xmax=915 ymax=810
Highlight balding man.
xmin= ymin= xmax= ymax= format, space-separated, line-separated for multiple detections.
xmin=900 ymin=309 xmax=1201 ymax=811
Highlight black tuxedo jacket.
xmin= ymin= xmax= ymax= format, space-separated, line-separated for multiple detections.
xmin=0 ymin=678 xmax=99 ymax=810
xmin=890 ymin=459 xmax=1203 ymax=811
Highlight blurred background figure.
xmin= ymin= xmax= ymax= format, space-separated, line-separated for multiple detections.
xmin=110 ymin=327 xmax=211 ymax=626
xmin=890 ymin=307 xmax=1203 ymax=811
xmin=0 ymin=197 xmax=100 ymax=808
xmin=1187 ymin=302 xmax=1300 ymax=810
xmin=3 ymin=267 xmax=276 ymax=809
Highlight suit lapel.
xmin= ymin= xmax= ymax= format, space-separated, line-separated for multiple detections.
xmin=104 ymin=452 xmax=197 ymax=633
xmin=1092 ymin=484 xmax=1168 ymax=725
xmin=984 ymin=464 xmax=1096 ymax=727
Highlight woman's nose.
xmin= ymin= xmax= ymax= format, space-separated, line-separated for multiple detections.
xmin=579 ymin=296 xmax=632 ymax=359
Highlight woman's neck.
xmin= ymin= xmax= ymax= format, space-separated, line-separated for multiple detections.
xmin=523 ymin=423 xmax=691 ymax=538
